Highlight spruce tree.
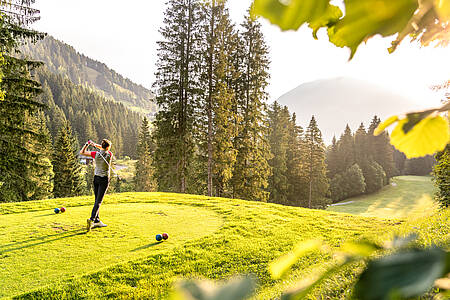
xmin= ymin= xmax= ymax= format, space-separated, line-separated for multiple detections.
xmin=286 ymin=113 xmax=307 ymax=205
xmin=52 ymin=121 xmax=84 ymax=198
xmin=199 ymin=0 xmax=238 ymax=197
xmin=153 ymin=0 xmax=202 ymax=193
xmin=326 ymin=136 xmax=339 ymax=179
xmin=231 ymin=14 xmax=272 ymax=202
xmin=304 ymin=116 xmax=329 ymax=208
xmin=368 ymin=116 xmax=396 ymax=180
xmin=0 ymin=1 xmax=51 ymax=202
xmin=336 ymin=124 xmax=355 ymax=174
xmin=267 ymin=102 xmax=289 ymax=204
xmin=135 ymin=117 xmax=156 ymax=192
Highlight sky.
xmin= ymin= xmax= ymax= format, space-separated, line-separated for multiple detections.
xmin=32 ymin=0 xmax=449 ymax=106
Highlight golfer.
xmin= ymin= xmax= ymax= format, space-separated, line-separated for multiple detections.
xmin=80 ymin=139 xmax=114 ymax=232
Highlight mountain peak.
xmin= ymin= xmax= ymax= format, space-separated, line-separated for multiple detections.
xmin=277 ymin=77 xmax=434 ymax=144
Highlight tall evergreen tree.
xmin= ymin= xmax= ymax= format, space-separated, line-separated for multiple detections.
xmin=267 ymin=102 xmax=289 ymax=204
xmin=0 ymin=1 xmax=52 ymax=202
xmin=368 ymin=115 xmax=396 ymax=180
xmin=135 ymin=117 xmax=156 ymax=192
xmin=231 ymin=14 xmax=272 ymax=202
xmin=52 ymin=121 xmax=84 ymax=198
xmin=153 ymin=0 xmax=202 ymax=193
xmin=286 ymin=113 xmax=307 ymax=205
xmin=304 ymin=116 xmax=329 ymax=208
xmin=326 ymin=136 xmax=339 ymax=179
xmin=336 ymin=124 xmax=355 ymax=174
xmin=199 ymin=0 xmax=238 ymax=197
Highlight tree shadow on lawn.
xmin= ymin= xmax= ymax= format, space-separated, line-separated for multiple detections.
xmin=0 ymin=229 xmax=86 ymax=254
xmin=131 ymin=242 xmax=162 ymax=252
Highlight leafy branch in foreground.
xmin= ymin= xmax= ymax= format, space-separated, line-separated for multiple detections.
xmin=173 ymin=234 xmax=450 ymax=299
xmin=251 ymin=0 xmax=450 ymax=59
xmin=374 ymin=102 xmax=450 ymax=158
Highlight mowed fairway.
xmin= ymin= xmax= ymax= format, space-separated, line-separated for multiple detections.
xmin=327 ymin=176 xmax=437 ymax=219
xmin=0 ymin=200 xmax=222 ymax=298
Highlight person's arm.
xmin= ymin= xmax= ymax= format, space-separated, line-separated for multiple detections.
xmin=89 ymin=141 xmax=102 ymax=149
xmin=80 ymin=142 xmax=93 ymax=157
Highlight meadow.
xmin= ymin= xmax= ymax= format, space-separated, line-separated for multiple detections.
xmin=0 ymin=176 xmax=448 ymax=299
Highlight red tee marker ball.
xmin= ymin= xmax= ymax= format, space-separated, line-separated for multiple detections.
xmin=162 ymin=233 xmax=169 ymax=240
xmin=60 ymin=207 xmax=66 ymax=213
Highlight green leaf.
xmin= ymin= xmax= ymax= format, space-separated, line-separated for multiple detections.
xmin=387 ymin=234 xmax=418 ymax=249
xmin=374 ymin=115 xmax=399 ymax=136
xmin=173 ymin=276 xmax=256 ymax=300
xmin=436 ymin=0 xmax=450 ymax=21
xmin=390 ymin=115 xmax=450 ymax=159
xmin=281 ymin=259 xmax=354 ymax=300
xmin=269 ymin=239 xmax=322 ymax=279
xmin=355 ymin=247 xmax=448 ymax=300
xmin=328 ymin=0 xmax=418 ymax=58
xmin=340 ymin=240 xmax=382 ymax=257
xmin=251 ymin=0 xmax=342 ymax=32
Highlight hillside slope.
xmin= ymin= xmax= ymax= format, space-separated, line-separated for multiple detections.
xmin=327 ymin=176 xmax=437 ymax=218
xmin=21 ymin=36 xmax=157 ymax=115
xmin=1 ymin=187 xmax=446 ymax=299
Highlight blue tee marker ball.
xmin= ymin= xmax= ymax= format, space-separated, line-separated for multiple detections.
xmin=156 ymin=234 xmax=163 ymax=241
xmin=54 ymin=208 xmax=60 ymax=214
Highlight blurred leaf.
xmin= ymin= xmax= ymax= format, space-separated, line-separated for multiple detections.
xmin=251 ymin=0 xmax=342 ymax=32
xmin=355 ymin=247 xmax=448 ymax=300
xmin=340 ymin=240 xmax=382 ymax=257
xmin=327 ymin=0 xmax=418 ymax=58
xmin=386 ymin=234 xmax=418 ymax=249
xmin=390 ymin=115 xmax=449 ymax=159
xmin=269 ymin=239 xmax=322 ymax=279
xmin=374 ymin=115 xmax=399 ymax=136
xmin=436 ymin=0 xmax=450 ymax=21
xmin=173 ymin=276 xmax=256 ymax=300
xmin=282 ymin=259 xmax=353 ymax=300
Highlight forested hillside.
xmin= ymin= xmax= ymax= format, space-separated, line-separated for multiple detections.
xmin=35 ymin=68 xmax=141 ymax=158
xmin=21 ymin=36 xmax=156 ymax=115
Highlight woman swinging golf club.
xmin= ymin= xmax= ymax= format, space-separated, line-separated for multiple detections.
xmin=80 ymin=139 xmax=114 ymax=232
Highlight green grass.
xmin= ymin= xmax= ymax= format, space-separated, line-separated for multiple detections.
xmin=0 ymin=176 xmax=447 ymax=299
xmin=327 ymin=176 xmax=437 ymax=219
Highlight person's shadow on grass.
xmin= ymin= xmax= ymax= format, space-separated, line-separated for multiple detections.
xmin=0 ymin=228 xmax=86 ymax=254
xmin=131 ymin=242 xmax=162 ymax=252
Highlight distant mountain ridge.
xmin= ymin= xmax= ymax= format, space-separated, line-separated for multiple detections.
xmin=277 ymin=77 xmax=435 ymax=144
xmin=21 ymin=36 xmax=156 ymax=115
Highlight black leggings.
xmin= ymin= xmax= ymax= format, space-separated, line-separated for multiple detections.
xmin=90 ymin=175 xmax=109 ymax=222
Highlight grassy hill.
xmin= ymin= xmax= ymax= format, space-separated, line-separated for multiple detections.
xmin=0 ymin=177 xmax=447 ymax=299
xmin=327 ymin=176 xmax=437 ymax=219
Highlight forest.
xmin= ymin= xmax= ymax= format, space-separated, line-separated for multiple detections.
xmin=0 ymin=0 xmax=442 ymax=208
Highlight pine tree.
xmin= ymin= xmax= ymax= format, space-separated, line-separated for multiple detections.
xmin=27 ymin=112 xmax=54 ymax=199
xmin=336 ymin=124 xmax=355 ymax=174
xmin=135 ymin=117 xmax=156 ymax=192
xmin=231 ymin=14 xmax=272 ymax=202
xmin=267 ymin=102 xmax=289 ymax=204
xmin=286 ymin=113 xmax=307 ymax=205
xmin=199 ymin=0 xmax=238 ymax=197
xmin=0 ymin=1 xmax=51 ymax=202
xmin=153 ymin=0 xmax=202 ymax=193
xmin=326 ymin=136 xmax=339 ymax=179
xmin=368 ymin=116 xmax=396 ymax=180
xmin=304 ymin=116 xmax=329 ymax=208
xmin=52 ymin=121 xmax=84 ymax=198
